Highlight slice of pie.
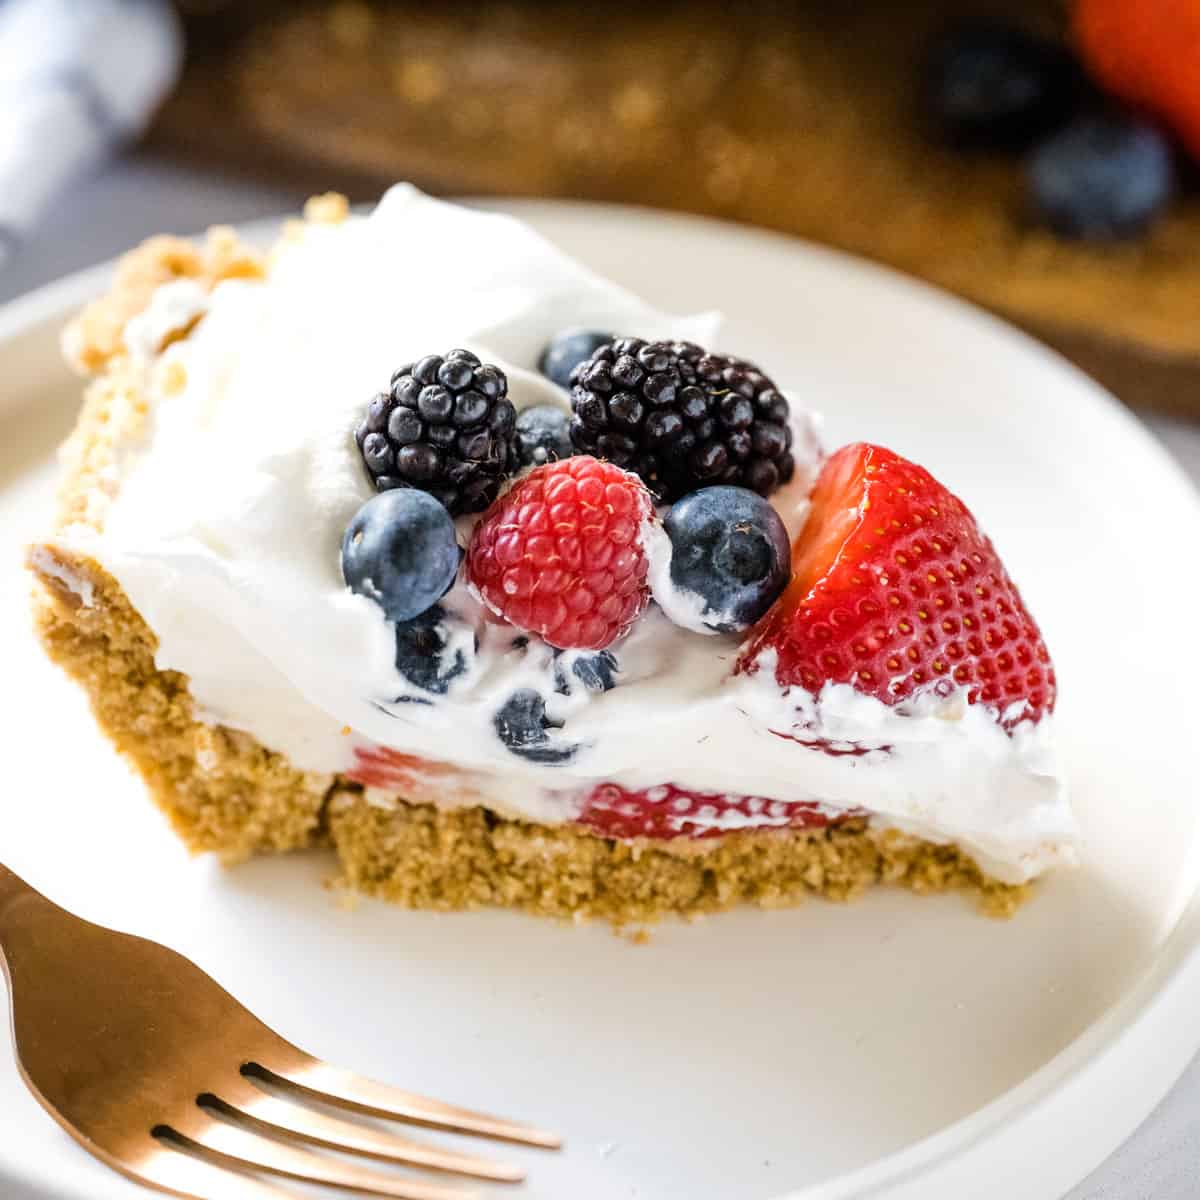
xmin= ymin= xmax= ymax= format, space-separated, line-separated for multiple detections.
xmin=28 ymin=185 xmax=1075 ymax=924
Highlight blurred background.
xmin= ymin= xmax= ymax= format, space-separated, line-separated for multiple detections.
xmin=3 ymin=0 xmax=1198 ymax=491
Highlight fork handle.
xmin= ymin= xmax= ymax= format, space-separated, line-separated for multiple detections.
xmin=0 ymin=863 xmax=42 ymax=939
xmin=0 ymin=862 xmax=34 ymax=900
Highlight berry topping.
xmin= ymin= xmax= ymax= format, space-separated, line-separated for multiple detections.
xmin=341 ymin=490 xmax=460 ymax=624
xmin=538 ymin=327 xmax=613 ymax=389
xmin=493 ymin=688 xmax=578 ymax=764
xmin=924 ymin=21 xmax=1080 ymax=149
xmin=1027 ymin=114 xmax=1174 ymax=241
xmin=355 ymin=349 xmax=518 ymax=515
xmin=1074 ymin=0 xmax=1200 ymax=161
xmin=466 ymin=455 xmax=653 ymax=650
xmin=514 ymin=404 xmax=574 ymax=468
xmin=393 ymin=604 xmax=476 ymax=695
xmin=569 ymin=338 xmax=795 ymax=502
xmin=737 ymin=443 xmax=1055 ymax=725
xmin=660 ymin=486 xmax=791 ymax=633
xmin=577 ymin=782 xmax=857 ymax=840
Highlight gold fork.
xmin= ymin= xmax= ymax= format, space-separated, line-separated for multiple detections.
xmin=0 ymin=863 xmax=560 ymax=1199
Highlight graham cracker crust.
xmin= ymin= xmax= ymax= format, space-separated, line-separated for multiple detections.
xmin=27 ymin=206 xmax=1027 ymax=924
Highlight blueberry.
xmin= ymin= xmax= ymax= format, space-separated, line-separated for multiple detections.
xmin=663 ymin=486 xmax=790 ymax=634
xmin=1028 ymin=115 xmax=1174 ymax=240
xmin=515 ymin=405 xmax=574 ymax=468
xmin=341 ymin=490 xmax=460 ymax=623
xmin=554 ymin=650 xmax=619 ymax=696
xmin=493 ymin=689 xmax=578 ymax=764
xmin=925 ymin=22 xmax=1080 ymax=149
xmin=393 ymin=604 xmax=475 ymax=695
xmin=538 ymin=328 xmax=613 ymax=389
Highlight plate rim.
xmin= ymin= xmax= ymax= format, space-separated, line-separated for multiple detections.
xmin=1 ymin=197 xmax=1199 ymax=1200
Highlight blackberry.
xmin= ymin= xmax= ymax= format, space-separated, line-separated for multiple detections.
xmin=355 ymin=349 xmax=518 ymax=516
xmin=568 ymin=338 xmax=795 ymax=502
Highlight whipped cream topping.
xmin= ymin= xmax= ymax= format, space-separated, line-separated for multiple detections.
xmin=57 ymin=185 xmax=1074 ymax=882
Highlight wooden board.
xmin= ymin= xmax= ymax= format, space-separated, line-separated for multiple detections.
xmin=151 ymin=0 xmax=1200 ymax=416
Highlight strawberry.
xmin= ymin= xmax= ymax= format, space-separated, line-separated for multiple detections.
xmin=1074 ymin=0 xmax=1200 ymax=160
xmin=349 ymin=745 xmax=459 ymax=793
xmin=577 ymin=782 xmax=858 ymax=840
xmin=466 ymin=454 xmax=653 ymax=650
xmin=737 ymin=443 xmax=1055 ymax=725
xmin=350 ymin=747 xmax=857 ymax=841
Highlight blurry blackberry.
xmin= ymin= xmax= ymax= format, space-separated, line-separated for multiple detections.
xmin=355 ymin=350 xmax=518 ymax=516
xmin=924 ymin=21 xmax=1081 ymax=150
xmin=568 ymin=338 xmax=795 ymax=502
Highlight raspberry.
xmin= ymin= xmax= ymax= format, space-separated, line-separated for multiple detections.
xmin=466 ymin=455 xmax=652 ymax=650
xmin=355 ymin=349 xmax=518 ymax=516
xmin=569 ymin=338 xmax=795 ymax=502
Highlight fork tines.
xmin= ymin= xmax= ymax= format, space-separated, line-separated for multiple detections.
xmin=143 ymin=1057 xmax=560 ymax=1199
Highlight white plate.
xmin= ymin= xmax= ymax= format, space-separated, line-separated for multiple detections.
xmin=2 ymin=201 xmax=1200 ymax=1200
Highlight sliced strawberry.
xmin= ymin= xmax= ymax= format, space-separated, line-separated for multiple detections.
xmin=737 ymin=442 xmax=1055 ymax=724
xmin=349 ymin=745 xmax=470 ymax=799
xmin=350 ymin=749 xmax=853 ymax=841
xmin=577 ymin=782 xmax=858 ymax=840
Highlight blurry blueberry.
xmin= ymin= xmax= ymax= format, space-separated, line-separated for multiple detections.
xmin=538 ymin=328 xmax=613 ymax=389
xmin=515 ymin=404 xmax=575 ymax=468
xmin=663 ymin=486 xmax=791 ymax=634
xmin=494 ymin=689 xmax=578 ymax=764
xmin=554 ymin=650 xmax=619 ymax=696
xmin=1028 ymin=115 xmax=1174 ymax=240
xmin=341 ymin=490 xmax=460 ymax=623
xmin=393 ymin=605 xmax=475 ymax=695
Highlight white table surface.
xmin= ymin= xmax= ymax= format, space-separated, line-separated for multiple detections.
xmin=3 ymin=151 xmax=1198 ymax=1200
